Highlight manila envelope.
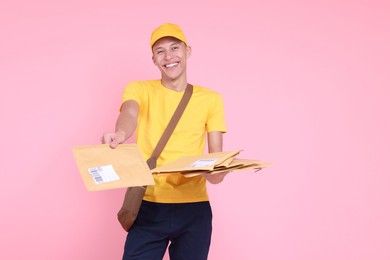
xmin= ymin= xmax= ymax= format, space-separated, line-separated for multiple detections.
xmin=151 ymin=150 xmax=242 ymax=174
xmin=183 ymin=158 xmax=272 ymax=177
xmin=72 ymin=144 xmax=154 ymax=191
xmin=207 ymin=158 xmax=272 ymax=173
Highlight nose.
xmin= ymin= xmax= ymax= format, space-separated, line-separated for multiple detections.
xmin=164 ymin=50 xmax=173 ymax=60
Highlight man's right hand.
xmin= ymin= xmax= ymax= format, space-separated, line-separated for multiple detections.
xmin=101 ymin=100 xmax=139 ymax=149
xmin=101 ymin=131 xmax=126 ymax=149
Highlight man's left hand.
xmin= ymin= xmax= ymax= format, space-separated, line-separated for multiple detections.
xmin=200 ymin=171 xmax=230 ymax=184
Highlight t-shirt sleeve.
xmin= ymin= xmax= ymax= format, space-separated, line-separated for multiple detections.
xmin=120 ymin=81 xmax=144 ymax=111
xmin=206 ymin=93 xmax=227 ymax=133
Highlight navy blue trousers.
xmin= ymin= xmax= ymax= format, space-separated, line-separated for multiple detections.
xmin=122 ymin=200 xmax=213 ymax=260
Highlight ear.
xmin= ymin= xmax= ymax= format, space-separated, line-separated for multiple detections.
xmin=186 ymin=45 xmax=192 ymax=58
xmin=152 ymin=55 xmax=157 ymax=65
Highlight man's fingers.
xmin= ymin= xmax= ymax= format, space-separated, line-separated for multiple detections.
xmin=102 ymin=133 xmax=111 ymax=144
xmin=110 ymin=139 xmax=120 ymax=149
xmin=101 ymin=132 xmax=125 ymax=148
xmin=101 ymin=133 xmax=117 ymax=147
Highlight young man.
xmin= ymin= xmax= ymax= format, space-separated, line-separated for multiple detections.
xmin=103 ymin=23 xmax=228 ymax=260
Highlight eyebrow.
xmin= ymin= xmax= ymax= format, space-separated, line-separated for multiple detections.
xmin=153 ymin=42 xmax=181 ymax=52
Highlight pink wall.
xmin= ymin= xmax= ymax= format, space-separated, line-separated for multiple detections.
xmin=1 ymin=0 xmax=389 ymax=259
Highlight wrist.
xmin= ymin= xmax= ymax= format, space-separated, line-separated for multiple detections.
xmin=115 ymin=130 xmax=127 ymax=141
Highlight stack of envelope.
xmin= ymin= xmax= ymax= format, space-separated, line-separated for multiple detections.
xmin=151 ymin=150 xmax=271 ymax=177
xmin=72 ymin=144 xmax=271 ymax=191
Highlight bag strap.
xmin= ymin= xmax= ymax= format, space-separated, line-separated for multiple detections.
xmin=146 ymin=84 xmax=193 ymax=169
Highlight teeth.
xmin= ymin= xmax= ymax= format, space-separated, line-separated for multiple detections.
xmin=165 ymin=63 xmax=178 ymax=68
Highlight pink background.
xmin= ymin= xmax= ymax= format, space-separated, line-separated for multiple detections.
xmin=1 ymin=0 xmax=389 ymax=259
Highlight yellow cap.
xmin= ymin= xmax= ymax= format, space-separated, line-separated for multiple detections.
xmin=150 ymin=23 xmax=188 ymax=48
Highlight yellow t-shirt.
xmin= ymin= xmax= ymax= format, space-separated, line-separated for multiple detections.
xmin=122 ymin=80 xmax=226 ymax=203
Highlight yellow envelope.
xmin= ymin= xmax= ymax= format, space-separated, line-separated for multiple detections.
xmin=208 ymin=158 xmax=272 ymax=174
xmin=72 ymin=144 xmax=154 ymax=191
xmin=183 ymin=158 xmax=272 ymax=177
xmin=151 ymin=150 xmax=242 ymax=174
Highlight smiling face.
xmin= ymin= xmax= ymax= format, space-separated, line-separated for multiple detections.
xmin=152 ymin=36 xmax=191 ymax=83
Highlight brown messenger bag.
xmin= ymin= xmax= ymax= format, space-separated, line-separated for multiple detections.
xmin=117 ymin=84 xmax=193 ymax=231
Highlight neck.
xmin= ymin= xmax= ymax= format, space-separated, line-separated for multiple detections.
xmin=161 ymin=77 xmax=188 ymax=92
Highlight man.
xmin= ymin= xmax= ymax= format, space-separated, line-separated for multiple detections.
xmin=103 ymin=23 xmax=228 ymax=260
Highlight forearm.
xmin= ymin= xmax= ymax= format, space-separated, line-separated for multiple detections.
xmin=102 ymin=100 xmax=139 ymax=148
xmin=115 ymin=109 xmax=137 ymax=141
xmin=204 ymin=131 xmax=227 ymax=184
xmin=207 ymin=131 xmax=223 ymax=153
